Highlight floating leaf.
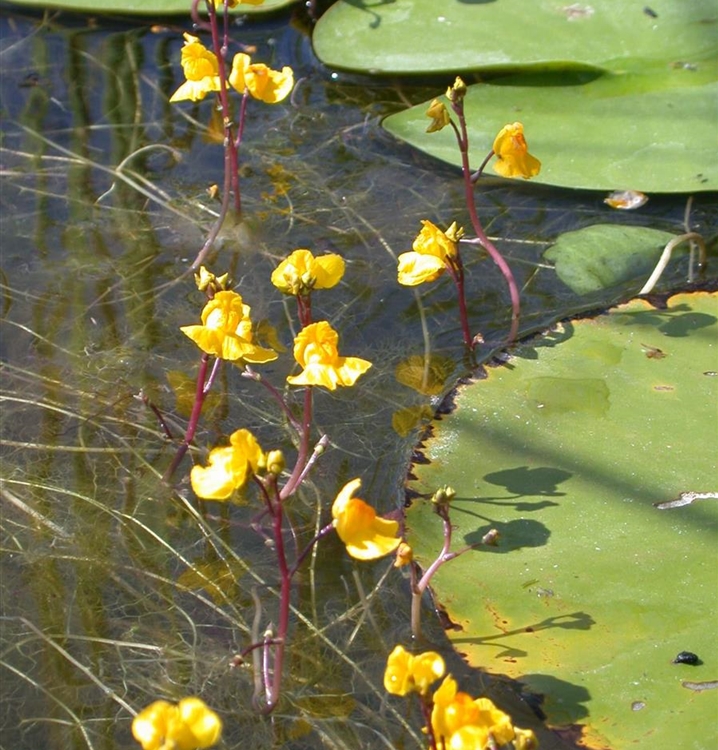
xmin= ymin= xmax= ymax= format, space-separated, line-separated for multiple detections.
xmin=405 ymin=292 xmax=718 ymax=749
xmin=543 ymin=224 xmax=677 ymax=295
xmin=313 ymin=0 xmax=717 ymax=75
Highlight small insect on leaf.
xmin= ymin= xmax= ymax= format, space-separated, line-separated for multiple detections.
xmin=641 ymin=343 xmax=666 ymax=359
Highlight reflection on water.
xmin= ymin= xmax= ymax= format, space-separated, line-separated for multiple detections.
xmin=0 ymin=6 xmax=715 ymax=749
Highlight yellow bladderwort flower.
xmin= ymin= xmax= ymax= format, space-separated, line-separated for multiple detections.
xmin=229 ymin=53 xmax=294 ymax=103
xmin=426 ymin=98 xmax=451 ymax=133
xmin=286 ymin=321 xmax=371 ymax=390
xmin=332 ymin=478 xmax=401 ymax=560
xmin=397 ymin=220 xmax=463 ymax=286
xmin=271 ymin=249 xmax=345 ymax=296
xmin=190 ymin=428 xmax=268 ymax=500
xmin=181 ymin=290 xmax=277 ymax=364
xmin=431 ymin=677 xmax=517 ymax=748
xmin=169 ymin=34 xmax=221 ymax=103
xmin=132 ymin=697 xmax=222 ymax=750
xmin=384 ymin=645 xmax=445 ymax=696
xmin=492 ymin=122 xmax=541 ymax=179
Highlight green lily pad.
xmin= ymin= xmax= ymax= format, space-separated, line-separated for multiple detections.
xmin=406 ymin=292 xmax=718 ymax=749
xmin=7 ymin=0 xmax=296 ymax=15
xmin=544 ymin=224 xmax=677 ymax=295
xmin=313 ymin=0 xmax=717 ymax=75
xmin=382 ymin=69 xmax=718 ymax=193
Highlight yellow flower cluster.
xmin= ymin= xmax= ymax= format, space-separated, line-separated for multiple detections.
xmin=384 ymin=646 xmax=538 ymax=750
xmin=422 ymin=76 xmax=540 ymax=180
xmin=170 ymin=34 xmax=293 ymax=104
xmin=132 ymin=697 xmax=221 ymax=750
xmin=182 ymin=251 xmax=374 ymax=504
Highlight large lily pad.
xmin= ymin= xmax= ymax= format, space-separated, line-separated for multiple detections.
xmin=313 ymin=0 xmax=717 ymax=75
xmin=382 ymin=69 xmax=718 ymax=193
xmin=406 ymin=292 xmax=718 ymax=749
xmin=8 ymin=0 xmax=296 ymax=15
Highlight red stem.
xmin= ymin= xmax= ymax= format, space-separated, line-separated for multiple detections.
xmin=451 ymin=102 xmax=520 ymax=344
xmin=411 ymin=507 xmax=453 ymax=639
xmin=164 ymin=353 xmax=211 ymax=482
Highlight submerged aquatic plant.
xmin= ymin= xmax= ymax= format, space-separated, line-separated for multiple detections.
xmin=140 ymin=3 xmax=545 ymax=742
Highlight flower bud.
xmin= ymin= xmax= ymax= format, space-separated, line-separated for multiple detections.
xmin=394 ymin=542 xmax=414 ymax=568
xmin=431 ymin=486 xmax=456 ymax=507
xmin=265 ymin=450 xmax=285 ymax=477
xmin=446 ymin=76 xmax=467 ymax=104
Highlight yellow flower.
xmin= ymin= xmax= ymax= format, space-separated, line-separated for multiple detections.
xmin=169 ymin=34 xmax=221 ymax=103
xmin=229 ymin=53 xmax=294 ymax=103
xmin=431 ymin=677 xmax=516 ymax=748
xmin=132 ymin=697 xmax=222 ymax=750
xmin=332 ymin=478 xmax=401 ymax=560
xmin=492 ymin=122 xmax=541 ymax=179
xmin=271 ymin=249 xmax=345 ymax=296
xmin=384 ymin=645 xmax=445 ymax=696
xmin=190 ymin=428 xmax=266 ymax=500
xmin=180 ymin=290 xmax=277 ymax=364
xmin=397 ymin=220 xmax=462 ymax=286
xmin=426 ymin=98 xmax=451 ymax=133
xmin=286 ymin=321 xmax=371 ymax=391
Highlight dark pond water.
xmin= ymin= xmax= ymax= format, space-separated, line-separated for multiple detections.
xmin=1 ymin=4 xmax=716 ymax=749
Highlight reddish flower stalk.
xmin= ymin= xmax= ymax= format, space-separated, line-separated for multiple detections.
xmin=448 ymin=102 xmax=521 ymax=344
xmin=189 ymin=0 xmax=246 ymax=269
xmin=164 ymin=353 xmax=224 ymax=482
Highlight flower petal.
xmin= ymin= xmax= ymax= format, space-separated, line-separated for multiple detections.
xmin=312 ymin=253 xmax=345 ymax=289
xmin=169 ymin=77 xmax=221 ymax=103
xmin=177 ymin=697 xmax=223 ymax=749
xmin=190 ymin=447 xmax=241 ymax=500
xmin=334 ymin=497 xmax=400 ymax=560
xmin=397 ymin=252 xmax=446 ymax=286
